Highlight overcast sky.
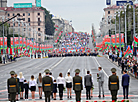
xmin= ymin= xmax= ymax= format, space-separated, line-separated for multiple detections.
xmin=7 ymin=0 xmax=137 ymax=34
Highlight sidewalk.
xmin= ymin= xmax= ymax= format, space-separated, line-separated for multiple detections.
xmin=103 ymin=54 xmax=137 ymax=79
xmin=0 ymin=57 xmax=30 ymax=66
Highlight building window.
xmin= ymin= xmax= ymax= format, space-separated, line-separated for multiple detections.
xmin=28 ymin=18 xmax=30 ymax=22
xmin=38 ymin=38 xmax=41 ymax=42
xmin=38 ymin=13 xmax=40 ymax=16
xmin=38 ymin=23 xmax=40 ymax=26
xmin=108 ymin=11 xmax=110 ymax=14
xmin=38 ymin=28 xmax=40 ymax=31
xmin=23 ymin=18 xmax=25 ymax=21
xmin=29 ymin=33 xmax=31 ymax=37
xmin=13 ymin=13 xmax=15 ymax=16
xmin=8 ymin=14 xmax=10 ymax=17
xmin=38 ymin=18 xmax=40 ymax=22
xmin=23 ymin=13 xmax=25 ymax=16
xmin=24 ymin=28 xmax=26 ymax=31
xmin=28 ymin=13 xmax=30 ymax=16
xmin=13 ymin=23 xmax=15 ymax=26
xmin=28 ymin=23 xmax=31 ymax=26
xmin=38 ymin=33 xmax=41 ymax=36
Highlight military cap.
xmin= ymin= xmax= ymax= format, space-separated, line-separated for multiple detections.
xmin=75 ymin=69 xmax=80 ymax=73
xmin=10 ymin=71 xmax=15 ymax=75
xmin=44 ymin=69 xmax=50 ymax=73
xmin=111 ymin=68 xmax=116 ymax=73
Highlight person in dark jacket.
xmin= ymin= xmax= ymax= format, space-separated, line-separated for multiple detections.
xmin=53 ymin=79 xmax=57 ymax=100
xmin=121 ymin=60 xmax=124 ymax=74
xmin=24 ymin=80 xmax=29 ymax=100
xmin=122 ymin=70 xmax=130 ymax=99
xmin=84 ymin=71 xmax=93 ymax=100
xmin=133 ymin=63 xmax=137 ymax=78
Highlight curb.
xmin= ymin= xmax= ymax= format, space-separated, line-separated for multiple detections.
xmin=104 ymin=55 xmax=138 ymax=79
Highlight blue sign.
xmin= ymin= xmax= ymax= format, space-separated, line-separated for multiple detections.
xmin=116 ymin=1 xmax=133 ymax=6
xmin=14 ymin=3 xmax=32 ymax=8
xmin=36 ymin=0 xmax=41 ymax=7
xmin=106 ymin=0 xmax=111 ymax=5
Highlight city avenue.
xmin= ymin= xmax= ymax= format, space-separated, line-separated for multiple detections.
xmin=0 ymin=56 xmax=138 ymax=101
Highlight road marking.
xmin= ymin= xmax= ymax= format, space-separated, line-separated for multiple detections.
xmin=42 ymin=58 xmax=65 ymax=77
xmin=0 ymin=59 xmax=33 ymax=73
xmin=94 ymin=57 xmax=109 ymax=78
xmin=50 ymin=57 xmax=65 ymax=70
xmin=85 ymin=69 xmax=87 ymax=75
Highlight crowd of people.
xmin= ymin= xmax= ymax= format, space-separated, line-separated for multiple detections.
xmin=7 ymin=66 xmax=130 ymax=102
xmin=108 ymin=52 xmax=138 ymax=78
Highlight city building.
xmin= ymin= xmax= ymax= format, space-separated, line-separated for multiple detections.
xmin=0 ymin=6 xmax=46 ymax=43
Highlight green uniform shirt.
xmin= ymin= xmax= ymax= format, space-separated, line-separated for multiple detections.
xmin=42 ymin=76 xmax=53 ymax=92
xmin=7 ymin=77 xmax=18 ymax=93
xmin=73 ymin=75 xmax=83 ymax=91
xmin=108 ymin=75 xmax=119 ymax=91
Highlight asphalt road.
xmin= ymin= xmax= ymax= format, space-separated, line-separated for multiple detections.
xmin=0 ymin=56 xmax=138 ymax=101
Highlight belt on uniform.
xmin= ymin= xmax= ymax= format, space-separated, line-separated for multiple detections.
xmin=44 ymin=84 xmax=51 ymax=86
xmin=9 ymin=85 xmax=16 ymax=87
xmin=110 ymin=82 xmax=117 ymax=84
xmin=75 ymin=83 xmax=81 ymax=85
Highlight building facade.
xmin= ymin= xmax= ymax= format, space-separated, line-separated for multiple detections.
xmin=0 ymin=0 xmax=7 ymax=7
xmin=0 ymin=6 xmax=45 ymax=42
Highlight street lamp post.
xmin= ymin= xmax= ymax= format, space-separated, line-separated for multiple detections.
xmin=21 ymin=22 xmax=24 ymax=49
xmin=36 ymin=31 xmax=38 ymax=58
xmin=17 ymin=20 xmax=20 ymax=54
xmin=32 ymin=28 xmax=35 ymax=59
xmin=12 ymin=19 xmax=15 ymax=55
xmin=124 ymin=3 xmax=127 ymax=48
xmin=25 ymin=23 xmax=28 ymax=55
xmin=118 ymin=8 xmax=122 ymax=52
xmin=114 ymin=12 xmax=117 ymax=46
xmin=2 ymin=16 xmax=5 ymax=63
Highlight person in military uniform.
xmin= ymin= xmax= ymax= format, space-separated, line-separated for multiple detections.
xmin=108 ymin=68 xmax=119 ymax=101
xmin=42 ymin=69 xmax=53 ymax=102
xmin=7 ymin=71 xmax=18 ymax=102
xmin=73 ymin=69 xmax=83 ymax=102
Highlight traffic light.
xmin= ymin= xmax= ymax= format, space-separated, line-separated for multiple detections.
xmin=109 ymin=30 xmax=111 ymax=37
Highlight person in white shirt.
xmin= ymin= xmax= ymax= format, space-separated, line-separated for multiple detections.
xmin=29 ymin=75 xmax=37 ymax=100
xmin=57 ymin=73 xmax=65 ymax=100
xmin=65 ymin=72 xmax=72 ymax=99
xmin=18 ymin=72 xmax=25 ymax=99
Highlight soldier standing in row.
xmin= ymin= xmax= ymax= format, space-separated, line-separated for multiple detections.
xmin=108 ymin=68 xmax=119 ymax=101
xmin=42 ymin=69 xmax=53 ymax=102
xmin=73 ymin=69 xmax=83 ymax=102
xmin=7 ymin=71 xmax=18 ymax=102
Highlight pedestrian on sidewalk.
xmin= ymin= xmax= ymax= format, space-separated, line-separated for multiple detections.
xmin=53 ymin=79 xmax=57 ymax=100
xmin=3 ymin=56 xmax=5 ymax=64
xmin=65 ymin=72 xmax=73 ymax=99
xmin=97 ymin=67 xmax=104 ymax=98
xmin=14 ymin=74 xmax=20 ymax=101
xmin=108 ymin=68 xmax=119 ymax=101
xmin=24 ymin=80 xmax=29 ymax=101
xmin=57 ymin=73 xmax=65 ymax=100
xmin=121 ymin=59 xmax=125 ymax=74
xmin=37 ymin=73 xmax=42 ymax=99
xmin=122 ymin=70 xmax=130 ymax=99
xmin=133 ymin=62 xmax=137 ymax=78
xmin=84 ymin=71 xmax=93 ymax=100
xmin=29 ymin=75 xmax=37 ymax=100
xmin=42 ymin=69 xmax=53 ymax=102
xmin=18 ymin=72 xmax=25 ymax=99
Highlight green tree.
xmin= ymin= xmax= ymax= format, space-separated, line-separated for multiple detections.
xmin=41 ymin=7 xmax=55 ymax=36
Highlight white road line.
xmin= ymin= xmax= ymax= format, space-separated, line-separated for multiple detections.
xmin=42 ymin=57 xmax=65 ymax=77
xmin=85 ymin=69 xmax=87 ymax=75
xmin=94 ymin=57 xmax=109 ymax=78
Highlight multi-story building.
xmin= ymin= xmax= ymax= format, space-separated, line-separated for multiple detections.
xmin=0 ymin=6 xmax=46 ymax=42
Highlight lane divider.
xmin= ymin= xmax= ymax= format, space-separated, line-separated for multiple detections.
xmin=42 ymin=57 xmax=65 ymax=77
xmin=93 ymin=57 xmax=109 ymax=78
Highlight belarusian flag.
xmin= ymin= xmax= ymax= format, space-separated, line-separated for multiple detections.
xmin=134 ymin=36 xmax=138 ymax=44
xmin=115 ymin=45 xmax=118 ymax=52
xmin=124 ymin=46 xmax=131 ymax=57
